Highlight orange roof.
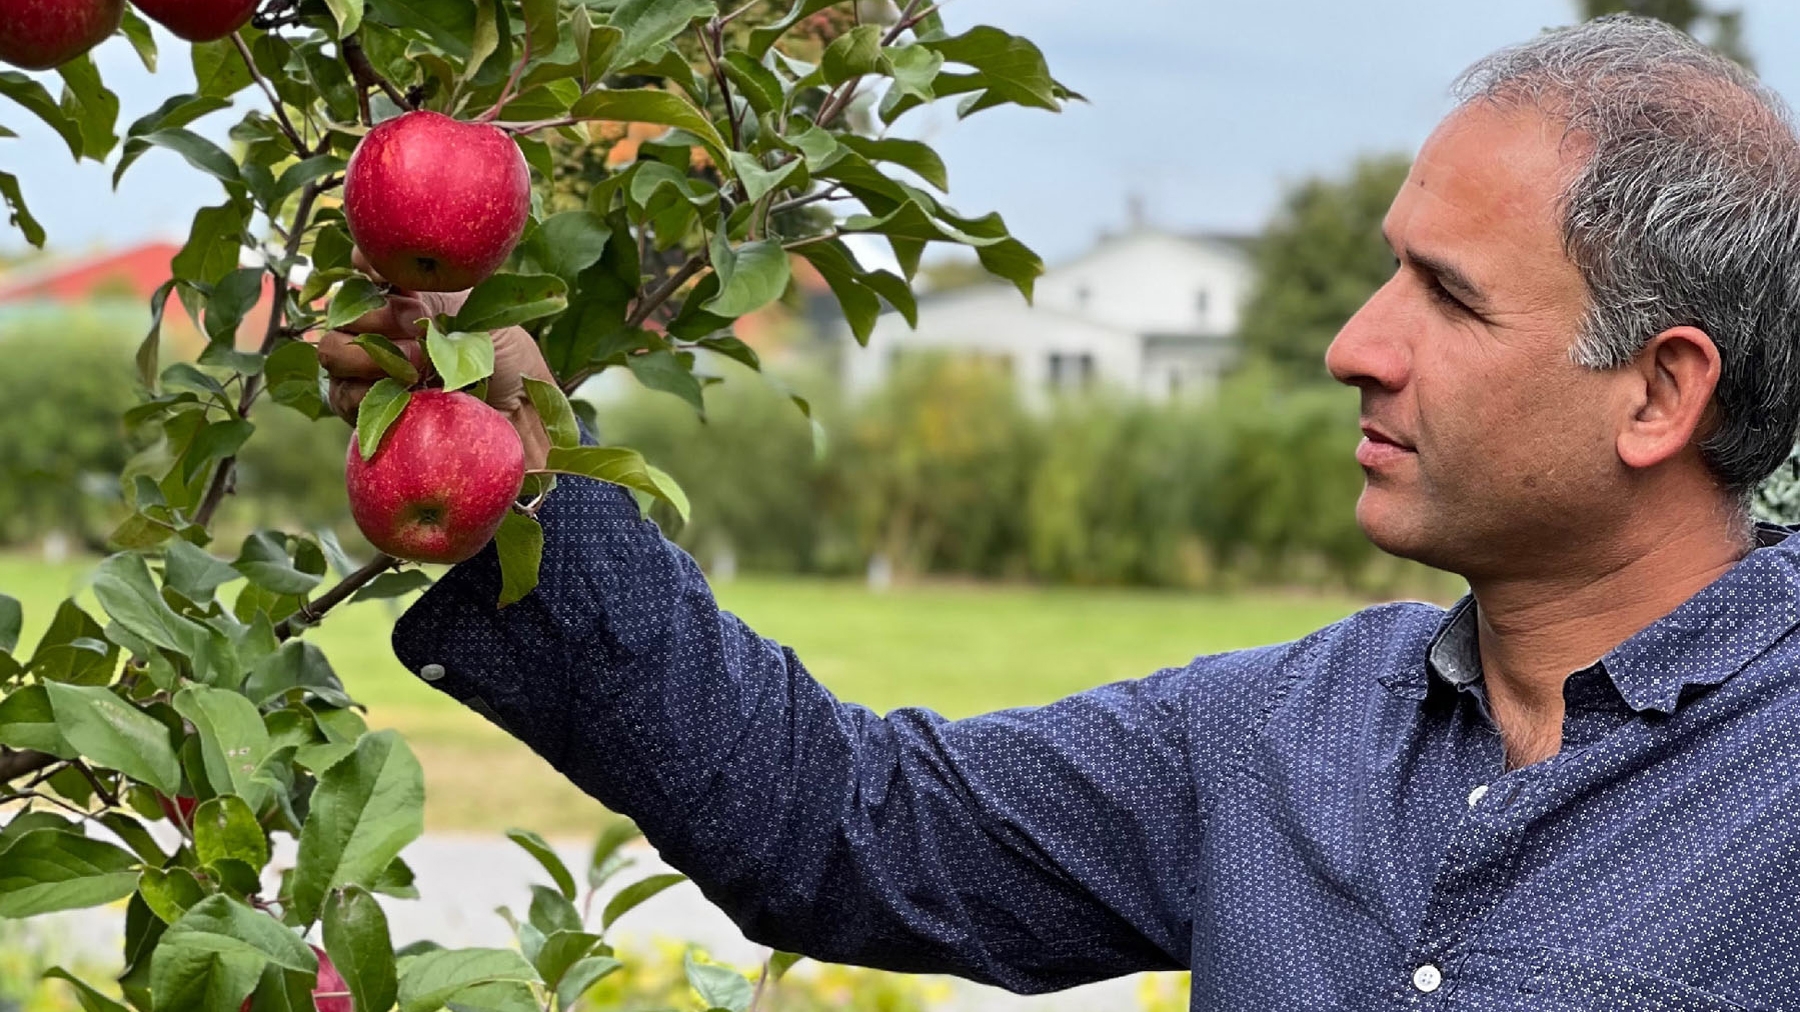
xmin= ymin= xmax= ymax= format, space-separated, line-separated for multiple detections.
xmin=0 ymin=242 xmax=184 ymax=304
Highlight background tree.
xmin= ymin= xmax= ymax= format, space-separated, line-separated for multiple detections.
xmin=1577 ymin=0 xmax=1751 ymax=67
xmin=1233 ymin=154 xmax=1410 ymax=384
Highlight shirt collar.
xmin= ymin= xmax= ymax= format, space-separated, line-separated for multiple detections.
xmin=1384 ymin=523 xmax=1800 ymax=713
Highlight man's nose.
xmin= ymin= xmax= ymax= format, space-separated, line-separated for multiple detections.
xmin=1325 ymin=282 xmax=1410 ymax=391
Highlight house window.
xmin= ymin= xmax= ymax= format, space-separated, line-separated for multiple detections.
xmin=1195 ymin=289 xmax=1209 ymax=315
xmin=1048 ymin=353 xmax=1095 ymax=391
xmin=1075 ymin=285 xmax=1092 ymax=309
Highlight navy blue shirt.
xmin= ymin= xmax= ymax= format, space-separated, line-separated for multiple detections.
xmin=393 ymin=473 xmax=1800 ymax=1011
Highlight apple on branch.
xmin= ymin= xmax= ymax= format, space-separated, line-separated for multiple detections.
xmin=129 ymin=0 xmax=257 ymax=42
xmin=346 ymin=389 xmax=526 ymax=565
xmin=343 ymin=110 xmax=532 ymax=293
xmin=0 ymin=0 xmax=122 ymax=71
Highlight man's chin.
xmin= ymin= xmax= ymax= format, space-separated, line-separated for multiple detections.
xmin=1355 ymin=489 xmax=1433 ymax=564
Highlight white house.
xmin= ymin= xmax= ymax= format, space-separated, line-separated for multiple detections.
xmin=842 ymin=228 xmax=1255 ymax=408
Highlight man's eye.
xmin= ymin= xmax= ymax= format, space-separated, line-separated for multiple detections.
xmin=1424 ymin=280 xmax=1467 ymax=313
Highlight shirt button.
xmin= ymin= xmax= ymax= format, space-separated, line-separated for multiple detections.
xmin=1412 ymin=964 xmax=1443 ymax=993
xmin=1467 ymin=784 xmax=1489 ymax=808
xmin=420 ymin=663 xmax=446 ymax=682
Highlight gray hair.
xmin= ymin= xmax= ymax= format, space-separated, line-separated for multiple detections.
xmin=1455 ymin=14 xmax=1800 ymax=497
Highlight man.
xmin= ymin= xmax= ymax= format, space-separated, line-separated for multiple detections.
xmin=320 ymin=15 xmax=1800 ymax=1010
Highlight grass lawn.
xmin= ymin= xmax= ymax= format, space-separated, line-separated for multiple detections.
xmin=0 ymin=554 xmax=1383 ymax=837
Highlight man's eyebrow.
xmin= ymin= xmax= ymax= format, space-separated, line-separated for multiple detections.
xmin=1382 ymin=229 xmax=1491 ymax=309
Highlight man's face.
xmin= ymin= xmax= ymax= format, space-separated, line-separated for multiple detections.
xmin=1325 ymin=103 xmax=1634 ymax=578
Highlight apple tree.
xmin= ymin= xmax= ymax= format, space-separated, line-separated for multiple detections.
xmin=0 ymin=0 xmax=1071 ymax=1009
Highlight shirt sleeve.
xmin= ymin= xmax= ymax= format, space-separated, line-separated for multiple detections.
xmin=391 ymin=472 xmax=1291 ymax=994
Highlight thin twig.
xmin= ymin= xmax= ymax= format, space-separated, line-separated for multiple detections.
xmin=781 ymin=230 xmax=840 ymax=251
xmin=71 ymin=760 xmax=120 ymax=809
xmin=699 ymin=21 xmax=742 ymax=151
xmin=885 ymin=0 xmax=938 ymax=44
xmin=769 ymin=186 xmax=847 ymax=217
xmin=342 ymin=34 xmax=413 ymax=112
xmin=193 ymin=180 xmax=327 ymax=529
xmin=492 ymin=116 xmax=582 ymax=136
xmin=0 ymin=748 xmax=58 ymax=786
xmin=232 ymin=32 xmax=310 ymax=156
xmin=717 ymin=0 xmax=761 ymax=27
xmin=478 ymin=37 xmax=533 ymax=123
xmin=275 ymin=554 xmax=401 ymax=640
xmin=627 ymin=254 xmax=710 ymax=329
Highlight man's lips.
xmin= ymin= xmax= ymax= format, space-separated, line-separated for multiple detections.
xmin=1356 ymin=423 xmax=1415 ymax=467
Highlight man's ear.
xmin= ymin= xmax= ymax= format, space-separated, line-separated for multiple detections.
xmin=1616 ymin=325 xmax=1722 ymax=470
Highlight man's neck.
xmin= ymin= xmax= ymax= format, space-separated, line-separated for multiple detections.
xmin=1467 ymin=513 xmax=1750 ymax=767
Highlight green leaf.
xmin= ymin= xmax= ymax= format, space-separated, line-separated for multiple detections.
xmin=494 ymin=511 xmax=543 ymax=608
xmin=0 ymin=592 xmax=19 ymax=653
xmin=191 ymin=796 xmax=270 ymax=871
xmin=324 ymin=886 xmax=398 ymax=1012
xmin=602 ymin=872 xmax=685 ymax=931
xmin=882 ymin=44 xmax=943 ymax=108
xmin=720 ymin=52 xmax=782 ymax=117
xmin=725 ymin=151 xmax=803 ymax=205
xmin=179 ymin=418 xmax=255 ymax=485
xmin=645 ymin=464 xmax=690 ymax=523
xmin=44 ymin=967 xmax=131 ymax=1012
xmin=531 ymin=931 xmax=601 ymax=991
xmin=519 ymin=212 xmax=612 ymax=286
xmin=921 ymin=26 xmax=1060 ymax=114
xmin=355 ymin=379 xmax=412 ymax=461
xmin=138 ymin=128 xmax=241 ymax=188
xmin=425 ymin=324 xmax=497 ymax=391
xmin=685 ymin=952 xmax=753 ymax=1012
xmin=586 ymin=820 xmax=641 ymax=888
xmin=139 ymin=864 xmax=206 ymax=923
xmin=396 ymin=948 xmax=538 ymax=1012
xmin=273 ymin=154 xmax=348 ymax=203
xmin=527 ymin=884 xmax=581 ymax=935
xmin=0 ymin=171 xmax=44 ymax=248
xmin=555 ymin=956 xmax=622 ymax=1010
xmin=191 ymin=37 xmax=254 ymax=98
xmin=821 ymin=23 xmax=883 ymax=85
xmin=544 ymin=445 xmax=687 ymax=517
xmin=522 ymin=376 xmax=580 ymax=449
xmin=265 ymin=340 xmax=329 ymax=420
xmin=93 ymin=552 xmax=207 ymax=655
xmin=353 ymin=333 xmax=422 ymax=386
xmin=506 ymin=828 xmax=576 ymax=900
xmin=27 ymin=600 xmax=117 ymax=685
xmin=608 ymin=0 xmax=717 ymax=69
xmin=44 ymin=683 xmax=181 ymax=796
xmin=115 ymin=93 xmax=231 ymax=188
xmin=791 ymin=238 xmax=881 ymax=344
xmin=0 ymin=685 xmax=76 ymax=758
xmin=234 ymin=532 xmax=326 ymax=597
xmin=836 ymin=135 xmax=948 ymax=192
xmin=98 ymin=812 xmax=168 ymax=867
xmin=0 ymin=830 xmax=140 ymax=918
xmin=567 ymin=88 xmax=728 ymax=166
xmin=173 ymin=686 xmax=274 ymax=808
xmin=746 ymin=0 xmax=837 ymax=58
xmin=449 ymin=273 xmax=569 ymax=332
xmin=151 ymin=895 xmax=317 ymax=1012
xmin=245 ymin=640 xmax=348 ymax=708
xmin=324 ymin=0 xmax=367 ymax=36
xmin=172 ymin=203 xmax=249 ymax=288
xmin=768 ymin=951 xmax=804 ymax=982
xmin=327 ymin=276 xmax=390 ymax=332
xmin=164 ymin=541 xmax=242 ymax=606
xmin=0 ymin=70 xmax=83 ymax=158
xmin=704 ymin=237 xmax=791 ymax=317
xmin=56 ymin=54 xmax=120 ymax=161
xmin=291 ymin=730 xmax=426 ymax=925
xmin=117 ymin=7 xmax=158 ymax=71
xmin=349 ymin=570 xmax=435 ymax=603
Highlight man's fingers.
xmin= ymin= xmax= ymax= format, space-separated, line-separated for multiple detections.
xmin=335 ymin=292 xmax=434 ymax=340
xmin=317 ymin=328 xmax=427 ymax=380
xmin=350 ymin=247 xmax=385 ymax=285
xmin=328 ymin=378 xmax=373 ymax=424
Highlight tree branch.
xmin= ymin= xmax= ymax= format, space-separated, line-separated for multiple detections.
xmin=700 ymin=21 xmax=742 ymax=151
xmin=627 ymin=254 xmax=709 ymax=329
xmin=342 ymin=34 xmax=413 ymax=113
xmin=275 ymin=554 xmax=400 ymax=640
xmin=233 ymin=31 xmax=310 ymax=156
xmin=71 ymin=760 xmax=119 ymax=809
xmin=193 ymin=180 xmax=327 ymax=529
xmin=0 ymin=748 xmax=58 ymax=786
xmin=477 ymin=38 xmax=533 ymax=123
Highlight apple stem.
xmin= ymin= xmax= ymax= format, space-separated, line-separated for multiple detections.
xmin=477 ymin=38 xmax=533 ymax=124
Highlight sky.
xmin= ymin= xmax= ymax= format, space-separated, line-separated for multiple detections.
xmin=8 ymin=1 xmax=1800 ymax=266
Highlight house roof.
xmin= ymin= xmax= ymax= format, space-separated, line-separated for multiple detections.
xmin=0 ymin=242 xmax=183 ymax=304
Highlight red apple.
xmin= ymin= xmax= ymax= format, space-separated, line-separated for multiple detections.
xmin=346 ymin=389 xmax=525 ymax=564
xmin=342 ymin=110 xmax=532 ymax=292
xmin=240 ymin=946 xmax=351 ymax=1012
xmin=128 ymin=0 xmax=256 ymax=41
xmin=0 ymin=0 xmax=123 ymax=71
xmin=156 ymin=792 xmax=198 ymax=828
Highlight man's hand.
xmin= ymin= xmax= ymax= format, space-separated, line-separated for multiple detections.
xmin=316 ymin=250 xmax=556 ymax=470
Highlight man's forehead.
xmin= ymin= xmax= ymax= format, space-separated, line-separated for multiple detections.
xmin=1387 ymin=104 xmax=1582 ymax=271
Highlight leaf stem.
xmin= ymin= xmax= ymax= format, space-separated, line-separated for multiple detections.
xmin=274 ymin=554 xmax=400 ymax=640
xmin=477 ymin=37 xmax=533 ymax=124
xmin=232 ymin=31 xmax=311 ymax=157
xmin=769 ymin=185 xmax=847 ymax=217
xmin=699 ymin=21 xmax=742 ymax=151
